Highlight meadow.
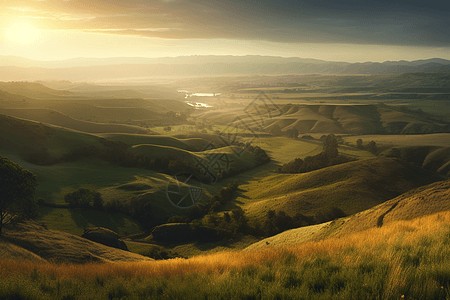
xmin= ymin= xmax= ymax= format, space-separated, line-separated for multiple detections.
xmin=2 ymin=211 xmax=450 ymax=299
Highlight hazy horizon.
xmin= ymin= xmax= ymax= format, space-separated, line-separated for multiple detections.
xmin=2 ymin=54 xmax=450 ymax=65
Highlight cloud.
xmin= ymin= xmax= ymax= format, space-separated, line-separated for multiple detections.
xmin=1 ymin=0 xmax=449 ymax=46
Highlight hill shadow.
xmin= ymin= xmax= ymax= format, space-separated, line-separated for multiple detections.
xmin=68 ymin=208 xmax=138 ymax=235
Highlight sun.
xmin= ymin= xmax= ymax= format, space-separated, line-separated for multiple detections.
xmin=4 ymin=21 xmax=42 ymax=46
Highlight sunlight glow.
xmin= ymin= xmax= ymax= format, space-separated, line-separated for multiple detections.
xmin=4 ymin=21 xmax=42 ymax=46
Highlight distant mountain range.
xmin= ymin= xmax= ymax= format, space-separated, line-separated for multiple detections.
xmin=1 ymin=55 xmax=450 ymax=81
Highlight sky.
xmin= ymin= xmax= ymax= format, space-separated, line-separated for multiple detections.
xmin=0 ymin=0 xmax=449 ymax=63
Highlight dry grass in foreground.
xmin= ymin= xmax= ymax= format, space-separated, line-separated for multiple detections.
xmin=2 ymin=211 xmax=450 ymax=299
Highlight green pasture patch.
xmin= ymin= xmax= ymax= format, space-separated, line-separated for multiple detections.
xmin=36 ymin=207 xmax=141 ymax=236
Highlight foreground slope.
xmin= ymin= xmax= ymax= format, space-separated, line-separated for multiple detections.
xmin=2 ymin=211 xmax=450 ymax=299
xmin=327 ymin=179 xmax=450 ymax=238
xmin=1 ymin=221 xmax=152 ymax=264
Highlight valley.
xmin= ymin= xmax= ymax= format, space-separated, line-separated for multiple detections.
xmin=1 ymin=62 xmax=450 ymax=299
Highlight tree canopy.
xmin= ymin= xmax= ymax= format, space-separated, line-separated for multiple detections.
xmin=0 ymin=155 xmax=38 ymax=234
xmin=323 ymin=134 xmax=339 ymax=158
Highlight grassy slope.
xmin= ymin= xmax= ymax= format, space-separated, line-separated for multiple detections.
xmin=0 ymin=81 xmax=75 ymax=99
xmin=0 ymin=240 xmax=47 ymax=263
xmin=0 ymin=114 xmax=108 ymax=162
xmin=247 ymin=178 xmax=450 ymax=251
xmin=196 ymin=103 xmax=450 ymax=134
xmin=1 ymin=221 xmax=152 ymax=264
xmin=377 ymin=146 xmax=450 ymax=176
xmin=99 ymin=133 xmax=194 ymax=150
xmin=322 ymin=179 xmax=450 ymax=239
xmin=237 ymin=157 xmax=444 ymax=221
xmin=0 ymin=108 xmax=153 ymax=134
xmin=40 ymin=101 xmax=163 ymax=123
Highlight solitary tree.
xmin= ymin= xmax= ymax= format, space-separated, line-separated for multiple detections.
xmin=0 ymin=155 xmax=38 ymax=234
xmin=356 ymin=139 xmax=363 ymax=149
xmin=64 ymin=187 xmax=104 ymax=210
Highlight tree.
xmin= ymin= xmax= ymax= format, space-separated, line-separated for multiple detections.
xmin=284 ymin=128 xmax=298 ymax=139
xmin=269 ymin=124 xmax=282 ymax=136
xmin=64 ymin=187 xmax=104 ymax=210
xmin=0 ymin=155 xmax=38 ymax=234
xmin=323 ymin=134 xmax=339 ymax=158
xmin=356 ymin=139 xmax=363 ymax=149
xmin=367 ymin=140 xmax=378 ymax=155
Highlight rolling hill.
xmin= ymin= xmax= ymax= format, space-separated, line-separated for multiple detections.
xmin=196 ymin=103 xmax=450 ymax=135
xmin=245 ymin=178 xmax=450 ymax=251
xmin=1 ymin=221 xmax=152 ymax=264
xmin=0 ymin=81 xmax=76 ymax=99
xmin=381 ymin=146 xmax=450 ymax=176
xmin=238 ymin=157 xmax=444 ymax=221
xmin=0 ymin=82 xmax=188 ymax=123
xmin=326 ymin=179 xmax=450 ymax=239
xmin=0 ymin=109 xmax=154 ymax=134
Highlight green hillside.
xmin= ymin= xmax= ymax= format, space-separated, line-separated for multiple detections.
xmin=380 ymin=146 xmax=450 ymax=176
xmin=0 ymin=81 xmax=75 ymax=99
xmin=0 ymin=114 xmax=108 ymax=163
xmin=0 ymin=109 xmax=154 ymax=134
xmin=237 ymin=157 xmax=444 ymax=221
xmin=100 ymin=133 xmax=194 ymax=150
xmin=245 ymin=178 xmax=450 ymax=251
xmin=195 ymin=104 xmax=450 ymax=135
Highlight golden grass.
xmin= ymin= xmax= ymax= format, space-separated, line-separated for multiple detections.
xmin=2 ymin=210 xmax=450 ymax=280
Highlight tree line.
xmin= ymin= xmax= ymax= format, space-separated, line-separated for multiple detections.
xmin=278 ymin=134 xmax=355 ymax=174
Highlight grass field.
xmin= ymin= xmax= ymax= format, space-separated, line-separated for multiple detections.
xmin=249 ymin=136 xmax=373 ymax=164
xmin=344 ymin=133 xmax=450 ymax=148
xmin=37 ymin=207 xmax=141 ymax=236
xmin=2 ymin=211 xmax=450 ymax=299
xmin=98 ymin=133 xmax=193 ymax=150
